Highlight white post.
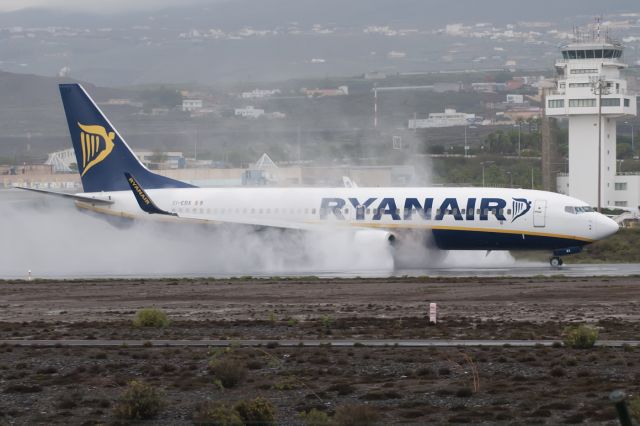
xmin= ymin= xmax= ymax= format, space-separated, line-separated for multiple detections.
xmin=27 ymin=270 xmax=32 ymax=281
xmin=429 ymin=303 xmax=437 ymax=324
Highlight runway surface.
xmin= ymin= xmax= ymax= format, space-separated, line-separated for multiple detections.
xmin=1 ymin=339 xmax=639 ymax=347
xmin=4 ymin=263 xmax=640 ymax=280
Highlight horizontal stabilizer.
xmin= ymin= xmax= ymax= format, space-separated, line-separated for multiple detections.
xmin=14 ymin=186 xmax=114 ymax=205
xmin=124 ymin=173 xmax=177 ymax=216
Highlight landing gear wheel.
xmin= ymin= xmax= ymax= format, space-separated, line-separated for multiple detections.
xmin=549 ymin=256 xmax=563 ymax=267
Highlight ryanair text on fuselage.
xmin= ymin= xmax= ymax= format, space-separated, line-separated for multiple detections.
xmin=320 ymin=197 xmax=532 ymax=222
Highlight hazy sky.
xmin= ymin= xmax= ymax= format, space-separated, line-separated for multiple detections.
xmin=0 ymin=0 xmax=215 ymax=13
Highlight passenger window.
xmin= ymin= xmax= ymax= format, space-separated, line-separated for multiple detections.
xmin=507 ymin=209 xmax=511 ymax=215
xmin=266 ymin=208 xmax=271 ymax=214
xmin=366 ymin=208 xmax=371 ymax=215
xmin=476 ymin=209 xmax=481 ymax=215
xmin=251 ymin=208 xmax=255 ymax=214
xmin=461 ymin=208 xmax=466 ymax=215
xmin=344 ymin=209 xmax=349 ymax=215
xmin=312 ymin=208 xmax=316 ymax=214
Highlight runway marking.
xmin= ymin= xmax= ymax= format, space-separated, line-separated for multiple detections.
xmin=0 ymin=339 xmax=638 ymax=348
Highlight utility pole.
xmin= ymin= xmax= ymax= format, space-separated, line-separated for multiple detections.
xmin=464 ymin=126 xmax=469 ymax=157
xmin=591 ymin=75 xmax=610 ymax=212
xmin=373 ymin=84 xmax=378 ymax=129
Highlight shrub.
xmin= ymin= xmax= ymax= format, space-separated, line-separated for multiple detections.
xmin=235 ymin=397 xmax=276 ymax=425
xmin=630 ymin=396 xmax=640 ymax=421
xmin=193 ymin=401 xmax=243 ymax=426
xmin=563 ymin=324 xmax=598 ymax=349
xmin=334 ymin=404 xmax=380 ymax=426
xmin=132 ymin=308 xmax=169 ymax=328
xmin=299 ymin=408 xmax=332 ymax=426
xmin=209 ymin=359 xmax=247 ymax=389
xmin=113 ymin=380 xmax=165 ymax=420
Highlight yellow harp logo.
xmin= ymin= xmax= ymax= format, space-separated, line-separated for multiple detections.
xmin=78 ymin=123 xmax=115 ymax=176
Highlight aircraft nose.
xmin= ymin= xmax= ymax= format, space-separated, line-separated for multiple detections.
xmin=596 ymin=214 xmax=619 ymax=239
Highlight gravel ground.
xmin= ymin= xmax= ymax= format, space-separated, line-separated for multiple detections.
xmin=0 ymin=276 xmax=639 ymax=425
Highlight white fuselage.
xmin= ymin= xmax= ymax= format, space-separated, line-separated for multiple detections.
xmin=76 ymin=186 xmax=619 ymax=251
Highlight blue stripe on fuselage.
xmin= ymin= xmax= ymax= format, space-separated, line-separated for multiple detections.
xmin=430 ymin=228 xmax=590 ymax=250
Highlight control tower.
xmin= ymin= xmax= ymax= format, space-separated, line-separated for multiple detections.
xmin=546 ymin=28 xmax=637 ymax=209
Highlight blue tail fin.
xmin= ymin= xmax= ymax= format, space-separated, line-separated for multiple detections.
xmin=59 ymin=83 xmax=196 ymax=193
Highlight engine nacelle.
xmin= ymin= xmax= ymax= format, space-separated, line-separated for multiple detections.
xmin=353 ymin=229 xmax=396 ymax=246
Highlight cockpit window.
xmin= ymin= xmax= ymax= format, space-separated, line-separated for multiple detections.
xmin=565 ymin=206 xmax=595 ymax=214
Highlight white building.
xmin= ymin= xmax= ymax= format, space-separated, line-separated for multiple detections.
xmin=235 ymin=106 xmax=265 ymax=118
xmin=546 ymin=33 xmax=637 ymax=210
xmin=241 ymin=89 xmax=280 ymax=99
xmin=44 ymin=148 xmax=76 ymax=172
xmin=182 ymin=99 xmax=203 ymax=112
xmin=136 ymin=151 xmax=185 ymax=169
xmin=506 ymin=94 xmax=524 ymax=104
xmin=408 ymin=108 xmax=476 ymax=129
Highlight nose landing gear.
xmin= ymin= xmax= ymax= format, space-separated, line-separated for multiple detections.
xmin=549 ymin=256 xmax=563 ymax=267
xmin=549 ymin=246 xmax=583 ymax=267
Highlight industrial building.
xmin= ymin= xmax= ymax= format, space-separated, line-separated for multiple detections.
xmin=408 ymin=108 xmax=476 ymax=129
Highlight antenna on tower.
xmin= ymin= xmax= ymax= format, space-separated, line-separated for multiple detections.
xmin=596 ymin=16 xmax=601 ymax=40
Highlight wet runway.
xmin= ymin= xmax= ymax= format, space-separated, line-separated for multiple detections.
xmin=3 ymin=263 xmax=640 ymax=280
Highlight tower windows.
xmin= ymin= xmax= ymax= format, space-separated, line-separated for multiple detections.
xmin=548 ymin=99 xmax=564 ymax=108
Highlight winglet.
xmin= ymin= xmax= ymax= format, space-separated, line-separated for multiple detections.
xmin=125 ymin=172 xmax=177 ymax=216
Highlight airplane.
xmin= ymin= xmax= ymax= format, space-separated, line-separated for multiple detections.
xmin=18 ymin=84 xmax=619 ymax=268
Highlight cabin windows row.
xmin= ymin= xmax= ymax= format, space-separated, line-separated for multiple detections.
xmin=171 ymin=207 xmax=319 ymax=215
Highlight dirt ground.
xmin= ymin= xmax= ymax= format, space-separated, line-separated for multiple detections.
xmin=0 ymin=276 xmax=639 ymax=425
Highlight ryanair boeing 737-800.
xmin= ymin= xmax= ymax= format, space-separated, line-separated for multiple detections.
xmin=19 ymin=84 xmax=619 ymax=267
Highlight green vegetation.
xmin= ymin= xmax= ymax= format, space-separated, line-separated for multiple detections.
xmin=138 ymin=86 xmax=182 ymax=112
xmin=193 ymin=398 xmax=276 ymax=426
xmin=514 ymin=228 xmax=640 ymax=264
xmin=563 ymin=324 xmax=598 ymax=349
xmin=209 ymin=358 xmax=247 ymax=389
xmin=132 ymin=307 xmax=170 ymax=328
xmin=299 ymin=409 xmax=332 ymax=426
xmin=235 ymin=397 xmax=277 ymax=426
xmin=193 ymin=401 xmax=244 ymax=426
xmin=630 ymin=396 xmax=640 ymax=422
xmin=113 ymin=380 xmax=165 ymax=420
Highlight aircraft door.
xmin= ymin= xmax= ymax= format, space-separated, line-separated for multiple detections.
xmin=533 ymin=200 xmax=546 ymax=227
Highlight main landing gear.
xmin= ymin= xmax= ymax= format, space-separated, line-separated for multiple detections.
xmin=549 ymin=256 xmax=564 ymax=267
